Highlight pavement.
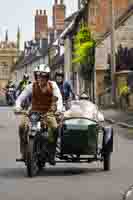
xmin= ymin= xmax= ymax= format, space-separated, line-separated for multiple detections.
xmin=0 ymin=93 xmax=7 ymax=106
xmin=1 ymin=107 xmax=133 ymax=200
xmin=103 ymin=108 xmax=133 ymax=128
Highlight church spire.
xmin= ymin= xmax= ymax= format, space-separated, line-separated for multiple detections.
xmin=5 ymin=30 xmax=8 ymax=42
xmin=17 ymin=26 xmax=20 ymax=50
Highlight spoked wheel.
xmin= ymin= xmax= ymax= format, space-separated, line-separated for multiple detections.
xmin=26 ymin=138 xmax=39 ymax=177
xmin=35 ymin=135 xmax=46 ymax=172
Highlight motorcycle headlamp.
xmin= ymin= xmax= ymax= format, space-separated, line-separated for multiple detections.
xmin=30 ymin=113 xmax=40 ymax=122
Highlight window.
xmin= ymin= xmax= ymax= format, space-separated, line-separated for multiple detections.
xmin=2 ymin=62 xmax=8 ymax=67
xmin=1 ymin=68 xmax=9 ymax=79
xmin=88 ymin=1 xmax=99 ymax=24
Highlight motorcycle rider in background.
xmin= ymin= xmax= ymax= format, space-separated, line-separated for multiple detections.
xmin=55 ymin=72 xmax=75 ymax=110
xmin=16 ymin=73 xmax=32 ymax=109
xmin=16 ymin=73 xmax=30 ymax=98
xmin=5 ymin=80 xmax=16 ymax=105
xmin=14 ymin=64 xmax=63 ymax=165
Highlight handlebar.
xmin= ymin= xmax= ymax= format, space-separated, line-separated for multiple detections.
xmin=14 ymin=110 xmax=63 ymax=118
xmin=14 ymin=110 xmax=29 ymax=116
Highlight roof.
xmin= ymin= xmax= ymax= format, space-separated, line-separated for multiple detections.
xmin=60 ymin=7 xmax=85 ymax=39
xmin=64 ymin=11 xmax=79 ymax=22
xmin=15 ymin=51 xmax=43 ymax=70
xmin=0 ymin=41 xmax=17 ymax=49
xmin=14 ymin=42 xmax=51 ymax=70
xmin=51 ymin=54 xmax=64 ymax=67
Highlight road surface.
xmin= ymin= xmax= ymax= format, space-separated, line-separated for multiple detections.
xmin=0 ymin=107 xmax=133 ymax=200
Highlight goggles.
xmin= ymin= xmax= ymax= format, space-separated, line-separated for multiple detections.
xmin=40 ymin=72 xmax=49 ymax=78
xmin=34 ymin=71 xmax=40 ymax=76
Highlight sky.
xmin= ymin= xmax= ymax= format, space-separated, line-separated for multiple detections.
xmin=0 ymin=0 xmax=77 ymax=49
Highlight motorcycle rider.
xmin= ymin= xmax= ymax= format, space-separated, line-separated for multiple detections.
xmin=55 ymin=71 xmax=75 ymax=110
xmin=14 ymin=64 xmax=63 ymax=165
xmin=5 ymin=80 xmax=16 ymax=105
xmin=16 ymin=73 xmax=30 ymax=97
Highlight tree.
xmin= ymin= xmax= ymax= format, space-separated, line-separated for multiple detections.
xmin=73 ymin=25 xmax=96 ymax=97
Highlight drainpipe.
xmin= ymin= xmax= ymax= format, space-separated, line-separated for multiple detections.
xmin=109 ymin=0 xmax=116 ymax=104
xmin=78 ymin=0 xmax=81 ymax=9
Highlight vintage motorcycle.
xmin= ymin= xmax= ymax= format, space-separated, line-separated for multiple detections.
xmin=16 ymin=110 xmax=113 ymax=178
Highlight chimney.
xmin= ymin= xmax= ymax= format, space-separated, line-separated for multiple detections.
xmin=35 ymin=9 xmax=48 ymax=40
xmin=52 ymin=0 xmax=66 ymax=32
xmin=60 ymin=0 xmax=63 ymax=4
xmin=40 ymin=10 xmax=42 ymax=15
xmin=36 ymin=10 xmax=39 ymax=15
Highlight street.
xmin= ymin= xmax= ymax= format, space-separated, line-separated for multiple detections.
xmin=0 ymin=107 xmax=132 ymax=200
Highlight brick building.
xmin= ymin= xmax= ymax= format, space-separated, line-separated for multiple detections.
xmin=87 ymin=0 xmax=129 ymax=37
xmin=34 ymin=0 xmax=66 ymax=43
xmin=83 ymin=0 xmax=130 ymax=100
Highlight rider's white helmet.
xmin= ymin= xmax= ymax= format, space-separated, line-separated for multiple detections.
xmin=33 ymin=66 xmax=40 ymax=72
xmin=39 ymin=64 xmax=51 ymax=73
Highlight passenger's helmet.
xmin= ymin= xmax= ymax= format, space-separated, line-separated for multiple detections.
xmin=55 ymin=71 xmax=64 ymax=78
xmin=80 ymin=93 xmax=90 ymax=100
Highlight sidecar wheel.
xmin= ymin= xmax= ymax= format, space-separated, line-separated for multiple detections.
xmin=103 ymin=153 xmax=111 ymax=171
xmin=37 ymin=161 xmax=46 ymax=171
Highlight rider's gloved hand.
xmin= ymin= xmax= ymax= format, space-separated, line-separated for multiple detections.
xmin=55 ymin=111 xmax=64 ymax=124
xmin=55 ymin=111 xmax=62 ymax=116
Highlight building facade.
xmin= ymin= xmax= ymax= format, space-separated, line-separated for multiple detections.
xmin=0 ymin=38 xmax=20 ymax=89
xmin=87 ymin=0 xmax=129 ymax=36
xmin=95 ymin=5 xmax=133 ymax=104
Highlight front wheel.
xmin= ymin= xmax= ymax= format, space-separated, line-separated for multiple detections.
xmin=26 ymin=138 xmax=38 ymax=177
xmin=37 ymin=161 xmax=45 ymax=171
xmin=103 ymin=153 xmax=111 ymax=171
